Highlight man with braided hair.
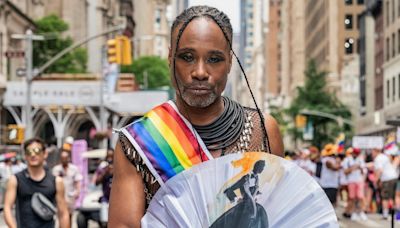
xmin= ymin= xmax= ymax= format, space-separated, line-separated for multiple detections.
xmin=109 ymin=5 xmax=283 ymax=227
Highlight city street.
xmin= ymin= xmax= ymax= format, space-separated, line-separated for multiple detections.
xmin=0 ymin=208 xmax=394 ymax=228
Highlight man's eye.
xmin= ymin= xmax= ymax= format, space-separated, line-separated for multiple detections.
xmin=178 ymin=53 xmax=194 ymax=62
xmin=208 ymin=56 xmax=223 ymax=63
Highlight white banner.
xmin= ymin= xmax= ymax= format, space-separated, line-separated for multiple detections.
xmin=352 ymin=136 xmax=384 ymax=149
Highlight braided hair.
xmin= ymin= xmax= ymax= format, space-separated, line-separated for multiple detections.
xmin=170 ymin=5 xmax=272 ymax=154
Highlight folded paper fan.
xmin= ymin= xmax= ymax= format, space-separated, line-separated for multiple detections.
xmin=142 ymin=152 xmax=338 ymax=228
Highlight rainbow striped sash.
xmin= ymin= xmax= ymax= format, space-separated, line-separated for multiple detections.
xmin=121 ymin=101 xmax=212 ymax=186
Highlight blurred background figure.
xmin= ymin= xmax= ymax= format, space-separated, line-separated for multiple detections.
xmin=77 ymin=148 xmax=114 ymax=228
xmin=52 ymin=150 xmax=83 ymax=221
xmin=372 ymin=148 xmax=397 ymax=220
xmin=10 ymin=155 xmax=26 ymax=174
xmin=342 ymin=147 xmax=367 ymax=221
xmin=319 ymin=144 xmax=341 ymax=207
xmin=338 ymin=148 xmax=350 ymax=218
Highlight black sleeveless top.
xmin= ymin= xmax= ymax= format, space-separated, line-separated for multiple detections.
xmin=15 ymin=169 xmax=57 ymax=228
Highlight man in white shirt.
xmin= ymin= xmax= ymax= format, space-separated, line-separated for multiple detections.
xmin=343 ymin=148 xmax=367 ymax=221
xmin=320 ymin=144 xmax=341 ymax=207
xmin=52 ymin=150 xmax=83 ymax=218
xmin=372 ymin=148 xmax=398 ymax=219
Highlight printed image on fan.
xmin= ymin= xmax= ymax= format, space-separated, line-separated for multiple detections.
xmin=142 ymin=152 xmax=338 ymax=228
xmin=210 ymin=156 xmax=269 ymax=227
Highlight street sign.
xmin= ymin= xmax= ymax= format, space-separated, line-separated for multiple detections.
xmin=16 ymin=68 xmax=26 ymax=77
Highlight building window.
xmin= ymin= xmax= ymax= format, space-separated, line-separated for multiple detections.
xmin=387 ymin=80 xmax=390 ymax=102
xmin=393 ymin=77 xmax=396 ymax=101
xmin=387 ymin=1 xmax=390 ymax=26
xmin=398 ymin=29 xmax=400 ymax=54
xmin=357 ymin=0 xmax=364 ymax=4
xmin=345 ymin=14 xmax=353 ymax=29
xmin=387 ymin=37 xmax=390 ymax=61
xmin=393 ymin=33 xmax=396 ymax=57
xmin=393 ymin=0 xmax=396 ymax=22
xmin=345 ymin=0 xmax=353 ymax=5
xmin=345 ymin=38 xmax=354 ymax=54
xmin=399 ymin=0 xmax=400 ymax=17
xmin=154 ymin=9 xmax=162 ymax=31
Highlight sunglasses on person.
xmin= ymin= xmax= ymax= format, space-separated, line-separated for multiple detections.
xmin=25 ymin=147 xmax=44 ymax=156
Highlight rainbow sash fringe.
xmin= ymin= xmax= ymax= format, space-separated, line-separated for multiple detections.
xmin=121 ymin=101 xmax=212 ymax=186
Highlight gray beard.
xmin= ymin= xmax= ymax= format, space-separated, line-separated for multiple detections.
xmin=180 ymin=89 xmax=218 ymax=108
xmin=176 ymin=80 xmax=218 ymax=108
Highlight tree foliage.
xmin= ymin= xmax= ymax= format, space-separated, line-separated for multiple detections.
xmin=286 ymin=60 xmax=352 ymax=149
xmin=33 ymin=15 xmax=87 ymax=73
xmin=121 ymin=56 xmax=170 ymax=89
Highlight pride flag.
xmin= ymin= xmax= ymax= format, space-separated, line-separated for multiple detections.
xmin=335 ymin=133 xmax=345 ymax=153
xmin=384 ymin=134 xmax=399 ymax=155
xmin=122 ymin=101 xmax=212 ymax=184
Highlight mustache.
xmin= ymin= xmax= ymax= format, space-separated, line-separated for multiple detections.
xmin=182 ymin=81 xmax=214 ymax=90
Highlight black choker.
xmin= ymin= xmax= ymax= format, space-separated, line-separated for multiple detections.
xmin=193 ymin=96 xmax=244 ymax=150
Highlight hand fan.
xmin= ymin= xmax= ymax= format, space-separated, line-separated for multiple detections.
xmin=141 ymin=152 xmax=338 ymax=228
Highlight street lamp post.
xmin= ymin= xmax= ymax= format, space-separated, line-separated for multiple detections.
xmin=12 ymin=30 xmax=45 ymax=139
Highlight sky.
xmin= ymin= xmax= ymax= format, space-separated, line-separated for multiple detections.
xmin=189 ymin=0 xmax=240 ymax=33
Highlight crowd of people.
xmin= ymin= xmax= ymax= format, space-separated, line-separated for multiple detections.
xmin=288 ymin=144 xmax=399 ymax=221
xmin=0 ymin=137 xmax=114 ymax=228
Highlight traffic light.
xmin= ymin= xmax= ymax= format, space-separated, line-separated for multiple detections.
xmin=107 ymin=38 xmax=122 ymax=64
xmin=119 ymin=36 xmax=132 ymax=65
xmin=107 ymin=35 xmax=132 ymax=65
xmin=6 ymin=124 xmax=25 ymax=144
xmin=295 ymin=115 xmax=307 ymax=129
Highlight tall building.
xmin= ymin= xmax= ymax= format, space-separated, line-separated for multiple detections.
xmin=357 ymin=0 xmax=399 ymax=137
xmin=266 ymin=0 xmax=282 ymax=97
xmin=133 ymin=0 xmax=171 ymax=59
xmin=238 ymin=0 xmax=268 ymax=109
xmin=304 ymin=0 xmax=365 ymax=95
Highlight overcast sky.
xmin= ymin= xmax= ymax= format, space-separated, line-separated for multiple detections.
xmin=189 ymin=0 xmax=240 ymax=33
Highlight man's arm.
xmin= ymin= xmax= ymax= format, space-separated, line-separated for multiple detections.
xmin=326 ymin=160 xmax=341 ymax=171
xmin=108 ymin=141 xmax=146 ymax=228
xmin=55 ymin=176 xmax=70 ymax=228
xmin=3 ymin=175 xmax=17 ymax=228
xmin=265 ymin=114 xmax=284 ymax=157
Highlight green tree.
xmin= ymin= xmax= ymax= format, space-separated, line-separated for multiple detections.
xmin=121 ymin=56 xmax=170 ymax=89
xmin=286 ymin=60 xmax=352 ymax=149
xmin=33 ymin=15 xmax=87 ymax=73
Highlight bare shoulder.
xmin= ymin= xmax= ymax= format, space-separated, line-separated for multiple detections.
xmin=7 ymin=175 xmax=17 ymax=187
xmin=264 ymin=114 xmax=284 ymax=157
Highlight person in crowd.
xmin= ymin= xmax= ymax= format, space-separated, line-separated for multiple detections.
xmin=11 ymin=155 xmax=27 ymax=174
xmin=108 ymin=5 xmax=284 ymax=227
xmin=372 ymin=148 xmax=398 ymax=219
xmin=319 ymin=144 xmax=341 ymax=207
xmin=52 ymin=150 xmax=83 ymax=219
xmin=77 ymin=149 xmax=114 ymax=228
xmin=342 ymin=147 xmax=367 ymax=221
xmin=309 ymin=146 xmax=322 ymax=184
xmin=0 ymin=158 xmax=13 ymax=204
xmin=294 ymin=148 xmax=316 ymax=177
xmin=3 ymin=137 xmax=69 ymax=228
xmin=338 ymin=148 xmax=350 ymax=218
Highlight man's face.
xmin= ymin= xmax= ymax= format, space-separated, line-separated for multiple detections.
xmin=24 ymin=142 xmax=47 ymax=168
xmin=60 ymin=151 xmax=69 ymax=166
xmin=371 ymin=148 xmax=380 ymax=159
xmin=169 ymin=17 xmax=232 ymax=108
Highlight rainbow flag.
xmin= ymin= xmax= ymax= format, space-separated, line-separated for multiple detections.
xmin=122 ymin=101 xmax=212 ymax=185
xmin=384 ymin=134 xmax=399 ymax=155
xmin=335 ymin=133 xmax=345 ymax=153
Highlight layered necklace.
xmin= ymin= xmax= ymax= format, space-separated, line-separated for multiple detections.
xmin=193 ymin=96 xmax=245 ymax=151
